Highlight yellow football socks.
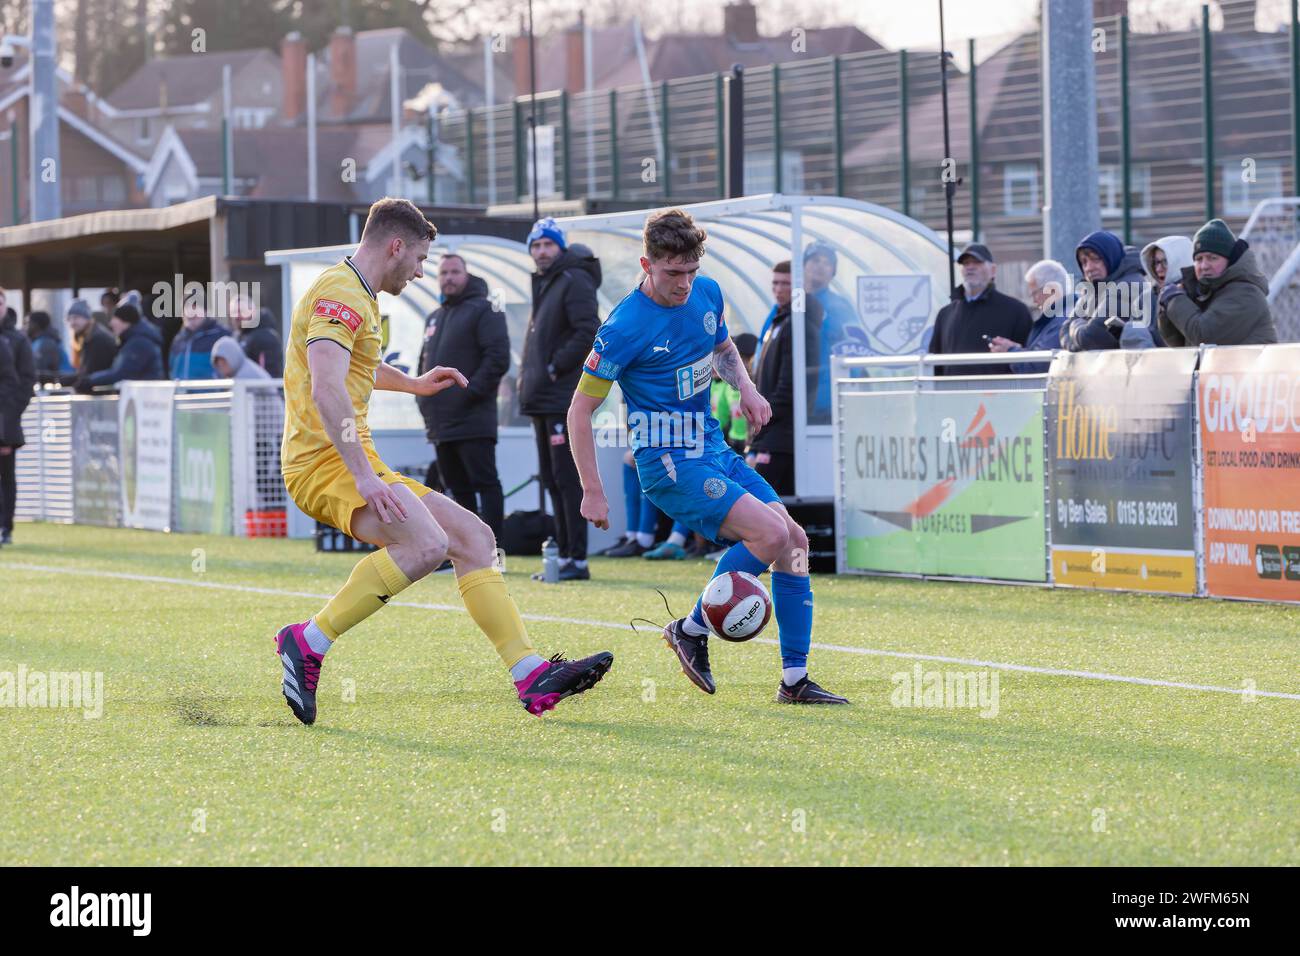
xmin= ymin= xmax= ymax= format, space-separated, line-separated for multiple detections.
xmin=456 ymin=568 xmax=535 ymax=668
xmin=314 ymin=548 xmax=412 ymax=640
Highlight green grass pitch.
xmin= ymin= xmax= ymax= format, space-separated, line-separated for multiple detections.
xmin=1 ymin=524 xmax=1296 ymax=865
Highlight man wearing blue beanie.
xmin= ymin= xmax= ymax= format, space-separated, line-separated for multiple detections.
xmin=519 ymin=217 xmax=602 ymax=581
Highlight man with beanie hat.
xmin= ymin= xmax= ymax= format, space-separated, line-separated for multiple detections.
xmin=1158 ymin=218 xmax=1277 ymax=347
xmin=61 ymin=299 xmax=119 ymax=391
xmin=86 ymin=304 xmax=165 ymax=388
xmin=1060 ymin=229 xmax=1162 ymax=351
xmin=519 ymin=219 xmax=601 ymax=580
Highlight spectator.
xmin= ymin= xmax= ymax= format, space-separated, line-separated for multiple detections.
xmin=747 ymin=260 xmax=823 ymax=496
xmin=1139 ymin=236 xmax=1192 ymax=348
xmin=85 ymin=304 xmax=165 ymax=388
xmin=988 ymin=259 xmax=1069 ymax=374
xmin=804 ymin=241 xmax=857 ymax=423
xmin=602 ymin=447 xmax=660 ymax=557
xmin=0 ymin=326 xmax=22 ymax=546
xmin=212 ymin=335 xmax=270 ymax=380
xmin=99 ymin=288 xmax=120 ymax=318
xmin=0 ymin=301 xmax=36 ymax=412
xmin=25 ymin=311 xmax=71 ymax=384
xmin=1157 ymin=219 xmax=1278 ymax=348
xmin=518 ymin=220 xmax=601 ymax=582
xmin=929 ymin=243 xmax=1032 ymax=376
xmin=240 ymin=306 xmax=284 ymax=378
xmin=714 ymin=331 xmax=757 ymax=454
xmin=417 ymin=253 xmax=510 ymax=539
xmin=169 ymin=302 xmax=228 ymax=379
xmin=1061 ymin=230 xmax=1163 ymax=351
xmin=61 ymin=299 xmax=119 ymax=391
xmin=0 ymin=289 xmax=33 ymax=548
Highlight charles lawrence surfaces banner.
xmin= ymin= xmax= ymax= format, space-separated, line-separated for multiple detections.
xmin=1046 ymin=349 xmax=1198 ymax=595
xmin=841 ymin=389 xmax=1046 ymax=581
xmin=1199 ymin=344 xmax=1300 ymax=602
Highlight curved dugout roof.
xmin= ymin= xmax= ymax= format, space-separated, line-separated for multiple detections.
xmin=557 ymin=194 xmax=953 ymax=350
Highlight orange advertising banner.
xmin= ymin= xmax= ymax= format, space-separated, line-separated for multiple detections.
xmin=1198 ymin=345 xmax=1300 ymax=602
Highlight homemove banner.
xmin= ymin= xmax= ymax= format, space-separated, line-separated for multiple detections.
xmin=840 ymin=389 xmax=1046 ymax=581
xmin=1198 ymin=344 xmax=1300 ymax=603
xmin=1046 ymin=349 xmax=1198 ymax=595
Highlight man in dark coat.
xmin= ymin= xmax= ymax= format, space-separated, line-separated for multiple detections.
xmin=0 ymin=290 xmax=33 ymax=546
xmin=60 ymin=298 xmax=118 ymax=391
xmin=417 ymin=254 xmax=510 ymax=537
xmin=518 ymin=219 xmax=601 ymax=580
xmin=86 ymin=304 xmax=165 ymax=388
xmin=746 ymin=260 xmax=822 ymax=496
xmin=928 ymin=243 xmax=1033 ymax=376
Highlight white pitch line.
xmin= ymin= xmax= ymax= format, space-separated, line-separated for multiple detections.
xmin=5 ymin=561 xmax=1298 ymax=702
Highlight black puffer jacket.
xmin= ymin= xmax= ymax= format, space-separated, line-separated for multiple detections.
xmin=416 ymin=274 xmax=510 ymax=442
xmin=518 ymin=244 xmax=601 ymax=416
xmin=748 ymin=297 xmax=823 ymax=455
xmin=0 ymin=333 xmax=25 ymax=447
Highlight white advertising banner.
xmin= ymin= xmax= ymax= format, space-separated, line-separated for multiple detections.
xmin=119 ymin=382 xmax=176 ymax=531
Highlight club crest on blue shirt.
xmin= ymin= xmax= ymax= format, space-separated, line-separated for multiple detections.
xmin=703 ymin=311 xmax=718 ymax=336
xmin=703 ymin=477 xmax=726 ymax=499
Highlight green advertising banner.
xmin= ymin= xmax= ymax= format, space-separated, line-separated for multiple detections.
xmin=175 ymin=411 xmax=231 ymax=535
xmin=841 ymin=389 xmax=1046 ymax=581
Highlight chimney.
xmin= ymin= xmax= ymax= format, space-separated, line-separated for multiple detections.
xmin=564 ymin=27 xmax=584 ymax=94
xmin=1220 ymin=0 xmax=1257 ymax=33
xmin=1093 ymin=0 xmax=1128 ymax=18
xmin=328 ymin=26 xmax=357 ymax=119
xmin=281 ymin=32 xmax=307 ymax=122
xmin=724 ymin=1 xmax=760 ymax=44
xmin=513 ymin=16 xmax=533 ymax=101
xmin=64 ymin=83 xmax=90 ymax=120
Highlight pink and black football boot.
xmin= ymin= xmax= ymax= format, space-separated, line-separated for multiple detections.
xmin=515 ymin=651 xmax=614 ymax=716
xmin=276 ymin=621 xmax=324 ymax=725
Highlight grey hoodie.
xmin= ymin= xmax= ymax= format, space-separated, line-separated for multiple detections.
xmin=212 ymin=335 xmax=270 ymax=380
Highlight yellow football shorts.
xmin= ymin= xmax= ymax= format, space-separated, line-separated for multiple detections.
xmin=284 ymin=444 xmax=432 ymax=538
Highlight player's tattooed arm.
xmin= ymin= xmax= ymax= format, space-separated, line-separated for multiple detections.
xmin=714 ymin=338 xmax=772 ymax=436
xmin=712 ymin=338 xmax=753 ymax=391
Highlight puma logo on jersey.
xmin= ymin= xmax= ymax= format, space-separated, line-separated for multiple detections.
xmin=652 ymin=339 xmax=671 ymax=354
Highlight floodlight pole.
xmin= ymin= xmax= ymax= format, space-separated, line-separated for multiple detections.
xmin=527 ymin=0 xmax=540 ymax=221
xmin=938 ymin=0 xmax=957 ymax=296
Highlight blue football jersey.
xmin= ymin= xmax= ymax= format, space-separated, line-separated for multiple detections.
xmin=584 ymin=275 xmax=730 ymax=460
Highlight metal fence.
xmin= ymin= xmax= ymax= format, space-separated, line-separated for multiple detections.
xmin=431 ymin=0 xmax=1295 ymax=274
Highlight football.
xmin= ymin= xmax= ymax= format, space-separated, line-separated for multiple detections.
xmin=700 ymin=571 xmax=773 ymax=642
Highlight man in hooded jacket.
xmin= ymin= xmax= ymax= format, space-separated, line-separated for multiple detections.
xmin=1060 ymin=230 xmax=1164 ymax=351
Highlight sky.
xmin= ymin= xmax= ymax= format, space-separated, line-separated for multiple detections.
xmin=859 ymin=0 xmax=1039 ymax=49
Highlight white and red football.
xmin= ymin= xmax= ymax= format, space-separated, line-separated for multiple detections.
xmin=700 ymin=571 xmax=772 ymax=642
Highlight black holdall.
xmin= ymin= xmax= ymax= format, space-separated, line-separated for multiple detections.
xmin=500 ymin=509 xmax=557 ymax=556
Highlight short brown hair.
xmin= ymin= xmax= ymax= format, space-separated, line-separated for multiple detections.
xmin=772 ymin=260 xmax=791 ymax=274
xmin=362 ymin=197 xmax=438 ymax=244
xmin=643 ymin=208 xmax=707 ymax=262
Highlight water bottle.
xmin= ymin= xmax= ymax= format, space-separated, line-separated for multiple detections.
xmin=541 ymin=536 xmax=560 ymax=583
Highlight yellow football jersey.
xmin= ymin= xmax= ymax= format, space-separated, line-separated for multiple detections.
xmin=281 ymin=258 xmax=384 ymax=474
